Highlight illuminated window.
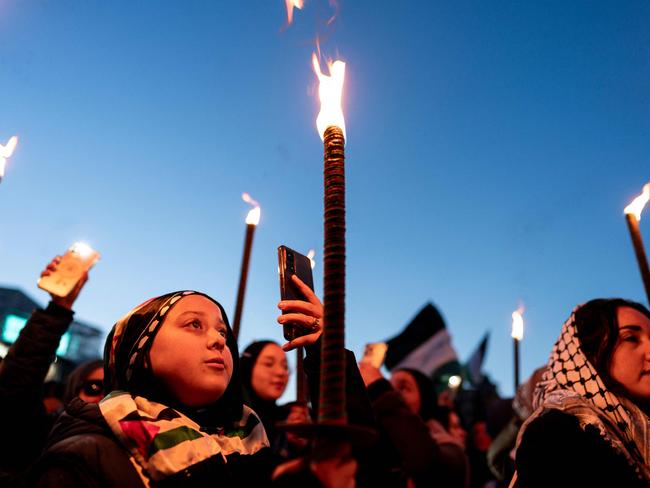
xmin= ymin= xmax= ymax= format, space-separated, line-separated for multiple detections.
xmin=2 ymin=314 xmax=71 ymax=357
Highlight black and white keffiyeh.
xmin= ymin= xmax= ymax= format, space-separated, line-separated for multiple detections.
xmin=519 ymin=306 xmax=650 ymax=482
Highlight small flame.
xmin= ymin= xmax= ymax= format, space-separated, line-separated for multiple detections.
xmin=285 ymin=0 xmax=304 ymax=25
xmin=511 ymin=307 xmax=524 ymax=341
xmin=0 ymin=136 xmax=18 ymax=179
xmin=307 ymin=249 xmax=316 ymax=269
xmin=312 ymin=53 xmax=346 ymax=141
xmin=242 ymin=193 xmax=261 ymax=226
xmin=624 ymin=183 xmax=650 ymax=221
xmin=246 ymin=207 xmax=261 ymax=226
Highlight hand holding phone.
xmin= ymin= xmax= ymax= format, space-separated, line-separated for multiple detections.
xmin=278 ymin=245 xmax=321 ymax=348
xmin=37 ymin=243 xmax=100 ymax=305
xmin=361 ymin=342 xmax=388 ymax=369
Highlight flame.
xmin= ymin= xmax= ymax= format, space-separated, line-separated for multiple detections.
xmin=511 ymin=307 xmax=524 ymax=341
xmin=242 ymin=193 xmax=261 ymax=226
xmin=285 ymin=0 xmax=304 ymax=25
xmin=246 ymin=207 xmax=261 ymax=226
xmin=312 ymin=53 xmax=346 ymax=141
xmin=0 ymin=136 xmax=18 ymax=179
xmin=624 ymin=183 xmax=650 ymax=221
xmin=307 ymin=249 xmax=316 ymax=269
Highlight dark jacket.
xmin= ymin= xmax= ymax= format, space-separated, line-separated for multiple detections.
xmin=28 ymin=397 xmax=275 ymax=487
xmin=0 ymin=302 xmax=74 ymax=482
xmin=367 ymin=379 xmax=469 ymax=488
xmin=515 ymin=409 xmax=647 ymax=488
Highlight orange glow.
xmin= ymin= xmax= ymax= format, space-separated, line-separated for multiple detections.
xmin=312 ymin=53 xmax=346 ymax=141
xmin=285 ymin=0 xmax=304 ymax=24
xmin=624 ymin=183 xmax=650 ymax=221
xmin=242 ymin=193 xmax=261 ymax=226
xmin=511 ymin=307 xmax=524 ymax=341
xmin=0 ymin=136 xmax=18 ymax=179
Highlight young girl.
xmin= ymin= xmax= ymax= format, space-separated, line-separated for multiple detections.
xmin=31 ymin=291 xmax=275 ymax=487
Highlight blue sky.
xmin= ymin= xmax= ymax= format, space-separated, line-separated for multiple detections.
xmin=1 ymin=1 xmax=649 ymax=398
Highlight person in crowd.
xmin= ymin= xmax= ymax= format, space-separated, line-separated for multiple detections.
xmin=487 ymin=367 xmax=545 ymax=486
xmin=31 ymin=274 xmax=372 ymax=486
xmin=241 ymin=340 xmax=291 ymax=457
xmin=358 ymin=363 xmax=469 ymax=487
xmin=62 ymin=359 xmax=105 ymax=405
xmin=515 ymin=299 xmax=650 ymax=487
xmin=0 ymin=256 xmax=89 ymax=483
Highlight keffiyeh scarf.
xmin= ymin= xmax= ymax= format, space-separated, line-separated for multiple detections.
xmin=518 ymin=306 xmax=650 ymax=482
xmin=99 ymin=391 xmax=269 ymax=483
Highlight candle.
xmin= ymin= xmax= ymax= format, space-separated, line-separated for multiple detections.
xmin=511 ymin=308 xmax=524 ymax=392
xmin=624 ymin=184 xmax=650 ymax=305
xmin=313 ymin=53 xmax=347 ymax=424
xmin=0 ymin=136 xmax=19 ymax=184
xmin=232 ymin=194 xmax=261 ymax=340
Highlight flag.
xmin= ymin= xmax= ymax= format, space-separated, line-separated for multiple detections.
xmin=384 ymin=303 xmax=460 ymax=385
xmin=464 ymin=332 xmax=489 ymax=386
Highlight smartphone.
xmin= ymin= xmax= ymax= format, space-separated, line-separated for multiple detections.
xmin=278 ymin=245 xmax=315 ymax=341
xmin=37 ymin=242 xmax=100 ymax=298
xmin=361 ymin=342 xmax=388 ymax=369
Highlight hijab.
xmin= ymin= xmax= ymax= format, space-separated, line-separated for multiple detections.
xmin=99 ymin=291 xmax=268 ymax=482
xmin=518 ymin=305 xmax=650 ymax=482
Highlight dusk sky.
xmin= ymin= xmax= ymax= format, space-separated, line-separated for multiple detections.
xmin=1 ymin=1 xmax=649 ymax=399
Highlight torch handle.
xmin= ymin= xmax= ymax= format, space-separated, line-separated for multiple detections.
xmin=626 ymin=214 xmax=650 ymax=306
xmin=232 ymin=223 xmax=256 ymax=340
xmin=319 ymin=125 xmax=347 ymax=424
xmin=513 ymin=338 xmax=520 ymax=393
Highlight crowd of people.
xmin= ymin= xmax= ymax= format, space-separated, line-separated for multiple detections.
xmin=0 ymin=255 xmax=649 ymax=487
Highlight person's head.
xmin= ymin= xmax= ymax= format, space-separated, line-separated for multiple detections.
xmin=575 ymin=299 xmax=650 ymax=404
xmin=241 ymin=341 xmax=289 ymax=403
xmin=63 ymin=359 xmax=105 ymax=404
xmin=104 ymin=291 xmax=242 ymax=422
xmin=390 ymin=368 xmax=440 ymax=421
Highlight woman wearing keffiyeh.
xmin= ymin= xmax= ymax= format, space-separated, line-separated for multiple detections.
xmin=30 ymin=291 xmax=276 ymax=487
xmin=514 ymin=299 xmax=650 ymax=487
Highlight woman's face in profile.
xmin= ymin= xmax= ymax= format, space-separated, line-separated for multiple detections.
xmin=149 ymin=295 xmax=234 ymax=407
xmin=609 ymin=306 xmax=650 ymax=403
xmin=390 ymin=370 xmax=421 ymax=416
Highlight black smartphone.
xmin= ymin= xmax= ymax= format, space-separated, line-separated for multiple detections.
xmin=278 ymin=245 xmax=315 ymax=341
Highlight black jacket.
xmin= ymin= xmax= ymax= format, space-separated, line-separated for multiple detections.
xmin=367 ymin=378 xmax=469 ymax=488
xmin=515 ymin=409 xmax=647 ymax=488
xmin=0 ymin=302 xmax=74 ymax=482
xmin=28 ymin=397 xmax=275 ymax=487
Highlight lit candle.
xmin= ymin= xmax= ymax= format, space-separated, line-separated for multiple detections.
xmin=313 ymin=53 xmax=347 ymax=424
xmin=232 ymin=193 xmax=261 ymax=340
xmin=511 ymin=308 xmax=524 ymax=392
xmin=0 ymin=136 xmax=19 ymax=184
xmin=624 ymin=183 xmax=650 ymax=305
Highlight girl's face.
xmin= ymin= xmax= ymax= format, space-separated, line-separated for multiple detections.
xmin=609 ymin=306 xmax=650 ymax=403
xmin=149 ymin=295 xmax=233 ymax=407
xmin=251 ymin=343 xmax=289 ymax=401
xmin=390 ymin=370 xmax=421 ymax=415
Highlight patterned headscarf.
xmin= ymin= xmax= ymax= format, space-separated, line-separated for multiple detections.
xmin=519 ymin=305 xmax=650 ymax=482
xmin=100 ymin=291 xmax=269 ymax=482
